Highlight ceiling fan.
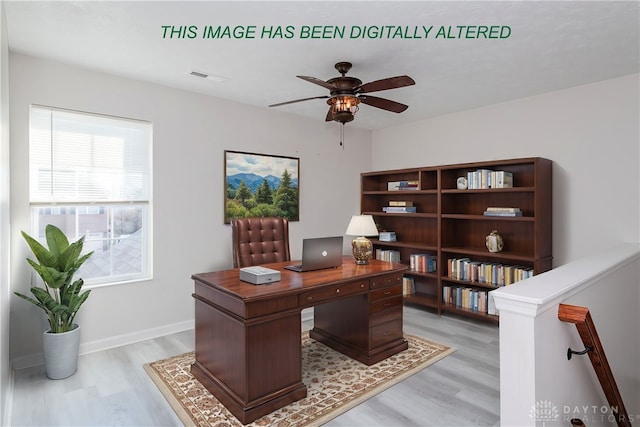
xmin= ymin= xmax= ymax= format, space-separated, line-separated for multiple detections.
xmin=269 ymin=61 xmax=415 ymax=125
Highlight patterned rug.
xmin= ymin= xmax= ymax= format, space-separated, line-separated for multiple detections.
xmin=144 ymin=333 xmax=454 ymax=427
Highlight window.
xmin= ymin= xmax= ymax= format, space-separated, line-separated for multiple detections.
xmin=29 ymin=106 xmax=152 ymax=286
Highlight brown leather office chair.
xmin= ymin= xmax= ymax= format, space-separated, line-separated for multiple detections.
xmin=231 ymin=217 xmax=291 ymax=268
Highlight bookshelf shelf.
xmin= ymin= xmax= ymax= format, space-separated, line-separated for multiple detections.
xmin=441 ymin=214 xmax=534 ymax=222
xmin=363 ymin=190 xmax=438 ymax=195
xmin=441 ymin=187 xmax=535 ymax=194
xmin=366 ymin=212 xmax=438 ymax=219
xmin=441 ymin=247 xmax=538 ymax=262
xmin=441 ymin=277 xmax=505 ymax=290
xmin=361 ymin=157 xmax=552 ymax=323
xmin=404 ymin=293 xmax=438 ymax=309
xmin=372 ymin=240 xmax=438 ymax=251
xmin=441 ymin=303 xmax=500 ymax=322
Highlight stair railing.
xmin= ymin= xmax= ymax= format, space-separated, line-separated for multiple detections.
xmin=558 ymin=303 xmax=631 ymax=427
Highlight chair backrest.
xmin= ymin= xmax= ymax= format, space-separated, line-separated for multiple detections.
xmin=231 ymin=217 xmax=291 ymax=268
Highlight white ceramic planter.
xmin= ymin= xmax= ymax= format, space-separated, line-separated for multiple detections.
xmin=42 ymin=325 xmax=81 ymax=379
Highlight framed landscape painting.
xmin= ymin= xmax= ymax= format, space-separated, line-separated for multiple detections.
xmin=224 ymin=150 xmax=300 ymax=223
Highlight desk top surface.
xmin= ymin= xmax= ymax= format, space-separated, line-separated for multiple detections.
xmin=192 ymin=256 xmax=407 ymax=300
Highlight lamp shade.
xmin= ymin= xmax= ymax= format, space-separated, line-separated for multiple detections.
xmin=345 ymin=215 xmax=378 ymax=237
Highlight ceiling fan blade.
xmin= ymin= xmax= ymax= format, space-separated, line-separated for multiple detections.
xmin=297 ymin=75 xmax=338 ymax=91
xmin=269 ymin=95 xmax=329 ymax=107
xmin=356 ymin=75 xmax=415 ymax=94
xmin=359 ymin=95 xmax=409 ymax=113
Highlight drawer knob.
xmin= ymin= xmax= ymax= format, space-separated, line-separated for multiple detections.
xmin=307 ymin=296 xmax=313 ymax=302
xmin=336 ymin=288 xmax=340 ymax=294
xmin=384 ymin=291 xmax=391 ymax=295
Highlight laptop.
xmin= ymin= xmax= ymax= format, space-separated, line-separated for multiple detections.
xmin=284 ymin=236 xmax=344 ymax=272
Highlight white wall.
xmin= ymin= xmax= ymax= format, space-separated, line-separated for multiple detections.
xmin=371 ymin=74 xmax=640 ymax=266
xmin=0 ymin=2 xmax=11 ymax=423
xmin=8 ymin=53 xmax=371 ymax=365
xmin=492 ymin=243 xmax=640 ymax=426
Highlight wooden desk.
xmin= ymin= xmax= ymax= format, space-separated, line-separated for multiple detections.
xmin=191 ymin=256 xmax=408 ymax=424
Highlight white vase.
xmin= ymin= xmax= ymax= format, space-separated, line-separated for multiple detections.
xmin=485 ymin=230 xmax=504 ymax=253
xmin=42 ymin=325 xmax=81 ymax=379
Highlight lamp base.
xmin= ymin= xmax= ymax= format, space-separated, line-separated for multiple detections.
xmin=351 ymin=236 xmax=373 ymax=265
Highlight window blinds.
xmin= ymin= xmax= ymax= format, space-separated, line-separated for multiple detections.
xmin=29 ymin=106 xmax=151 ymax=204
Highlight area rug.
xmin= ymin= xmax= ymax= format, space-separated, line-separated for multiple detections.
xmin=144 ymin=333 xmax=454 ymax=427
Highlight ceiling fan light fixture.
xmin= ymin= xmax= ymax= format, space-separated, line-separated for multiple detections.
xmin=328 ymin=95 xmax=360 ymax=124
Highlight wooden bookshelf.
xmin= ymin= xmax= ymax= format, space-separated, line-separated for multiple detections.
xmin=361 ymin=157 xmax=552 ymax=323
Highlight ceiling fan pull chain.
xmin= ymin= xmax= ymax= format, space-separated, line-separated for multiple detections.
xmin=340 ymin=123 xmax=345 ymax=149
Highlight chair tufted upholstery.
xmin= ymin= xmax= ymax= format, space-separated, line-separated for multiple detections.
xmin=231 ymin=217 xmax=291 ymax=268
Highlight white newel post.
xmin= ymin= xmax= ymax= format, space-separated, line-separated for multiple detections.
xmin=491 ymin=292 xmax=540 ymax=427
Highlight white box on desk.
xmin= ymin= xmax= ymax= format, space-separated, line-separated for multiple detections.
xmin=239 ymin=266 xmax=281 ymax=284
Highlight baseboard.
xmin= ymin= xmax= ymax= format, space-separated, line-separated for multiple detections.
xmin=11 ymin=320 xmax=194 ymax=370
xmin=11 ymin=311 xmax=314 ymax=371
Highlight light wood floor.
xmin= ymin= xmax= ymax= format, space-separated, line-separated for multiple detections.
xmin=9 ymin=306 xmax=500 ymax=426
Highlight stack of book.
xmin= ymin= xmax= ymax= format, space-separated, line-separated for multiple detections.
xmin=402 ymin=276 xmax=415 ymax=296
xmin=442 ymin=286 xmax=495 ymax=315
xmin=383 ymin=201 xmax=416 ymax=213
xmin=387 ymin=180 xmax=419 ymax=191
xmin=376 ymin=249 xmax=401 ymax=263
xmin=378 ymin=231 xmax=397 ymax=242
xmin=410 ymin=254 xmax=437 ymax=273
xmin=483 ymin=207 xmax=522 ymax=217
xmin=466 ymin=169 xmax=513 ymax=189
xmin=447 ymin=257 xmax=533 ymax=287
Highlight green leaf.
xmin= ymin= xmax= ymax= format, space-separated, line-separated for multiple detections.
xmin=13 ymin=291 xmax=46 ymax=311
xmin=45 ymin=224 xmax=69 ymax=261
xmin=21 ymin=231 xmax=56 ymax=268
xmin=31 ymin=287 xmax=60 ymax=313
xmin=27 ymin=260 xmax=66 ymax=289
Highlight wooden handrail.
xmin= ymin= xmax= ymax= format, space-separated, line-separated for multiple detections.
xmin=558 ymin=304 xmax=631 ymax=427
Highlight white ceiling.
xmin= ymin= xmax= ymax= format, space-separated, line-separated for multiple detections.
xmin=4 ymin=1 xmax=639 ymax=131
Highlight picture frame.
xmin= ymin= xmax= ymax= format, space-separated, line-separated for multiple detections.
xmin=224 ymin=150 xmax=300 ymax=224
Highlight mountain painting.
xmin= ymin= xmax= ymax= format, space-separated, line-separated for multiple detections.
xmin=224 ymin=150 xmax=299 ymax=223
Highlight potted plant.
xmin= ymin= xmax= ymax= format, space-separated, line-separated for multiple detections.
xmin=14 ymin=224 xmax=93 ymax=379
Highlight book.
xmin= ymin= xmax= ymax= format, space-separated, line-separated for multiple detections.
xmin=494 ymin=171 xmax=513 ymax=188
xmin=383 ymin=206 xmax=417 ymax=213
xmin=466 ymin=169 xmax=513 ymax=189
xmin=483 ymin=211 xmax=523 ymax=217
xmin=410 ymin=254 xmax=436 ymax=273
xmin=447 ymin=257 xmax=534 ymax=287
xmin=387 ymin=180 xmax=419 ymax=191
xmin=486 ymin=207 xmax=520 ymax=212
xmin=375 ymin=249 xmax=401 ymax=263
xmin=402 ymin=276 xmax=415 ymax=296
xmin=388 ymin=201 xmax=414 ymax=207
xmin=378 ymin=231 xmax=397 ymax=242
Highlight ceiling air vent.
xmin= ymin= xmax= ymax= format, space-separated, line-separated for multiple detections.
xmin=190 ymin=70 xmax=209 ymax=79
xmin=188 ymin=69 xmax=227 ymax=83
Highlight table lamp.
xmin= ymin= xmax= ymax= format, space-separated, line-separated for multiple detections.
xmin=345 ymin=215 xmax=379 ymax=264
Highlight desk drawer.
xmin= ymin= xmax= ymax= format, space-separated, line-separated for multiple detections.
xmin=370 ymin=295 xmax=403 ymax=316
xmin=371 ymin=303 xmax=402 ymax=326
xmin=299 ymin=279 xmax=367 ymax=306
xmin=370 ymin=273 xmax=403 ymax=290
xmin=370 ymin=285 xmax=403 ymax=303
xmin=371 ymin=318 xmax=403 ymax=348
